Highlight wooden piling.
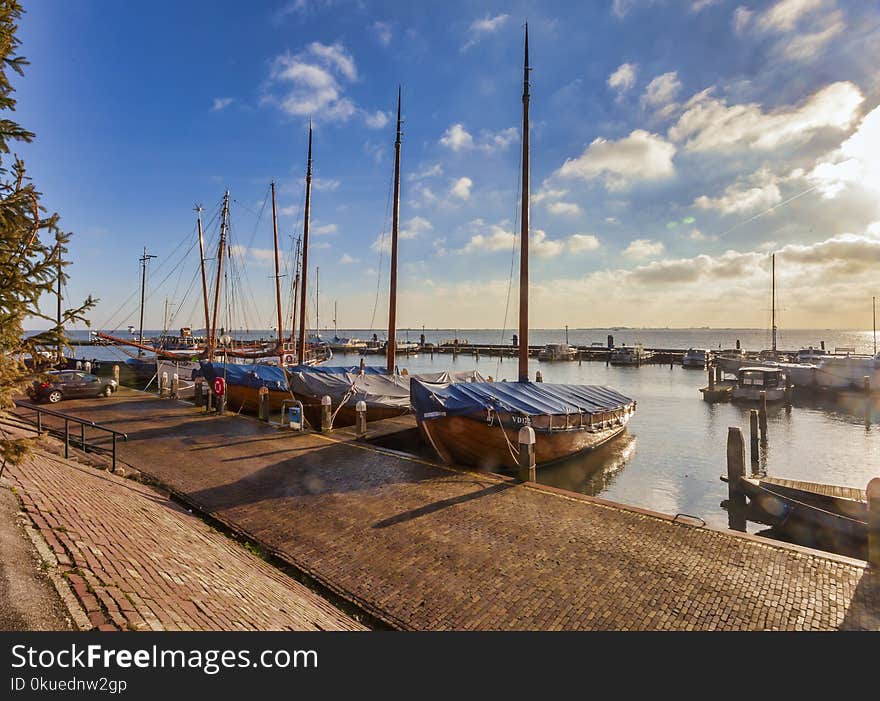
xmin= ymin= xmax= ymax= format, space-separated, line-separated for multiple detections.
xmin=113 ymin=364 xmax=120 ymax=385
xmin=758 ymin=391 xmax=768 ymax=444
xmin=535 ymin=370 xmax=543 ymax=383
xmin=518 ymin=426 xmax=536 ymax=482
xmin=784 ymin=375 xmax=792 ymax=405
xmin=194 ymin=378 xmax=204 ymax=407
xmin=160 ymin=372 xmax=168 ymax=398
xmin=865 ymin=375 xmax=871 ymax=394
xmin=868 ymin=478 xmax=880 ymax=568
xmin=708 ymin=365 xmax=715 ymax=391
xmin=726 ymin=427 xmax=747 ymax=531
xmin=355 ymin=400 xmax=367 ymax=438
xmin=749 ymin=409 xmax=759 ymax=471
xmin=715 ymin=365 xmax=722 ymax=383
xmin=216 ymin=392 xmax=226 ymax=416
xmin=171 ymin=373 xmax=179 ymax=400
xmin=258 ymin=386 xmax=269 ymax=422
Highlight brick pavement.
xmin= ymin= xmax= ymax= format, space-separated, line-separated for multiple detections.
xmin=18 ymin=390 xmax=880 ymax=630
xmin=3 ymin=440 xmax=364 ymax=631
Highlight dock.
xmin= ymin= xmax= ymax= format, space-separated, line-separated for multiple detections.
xmin=12 ymin=388 xmax=880 ymax=630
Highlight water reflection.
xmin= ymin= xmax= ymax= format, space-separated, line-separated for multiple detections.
xmin=537 ymin=432 xmax=638 ymax=497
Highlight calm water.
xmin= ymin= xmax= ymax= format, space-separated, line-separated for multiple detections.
xmin=55 ymin=328 xmax=880 ymax=533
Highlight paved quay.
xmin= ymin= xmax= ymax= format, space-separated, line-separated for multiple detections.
xmin=17 ymin=389 xmax=880 ymax=630
xmin=1 ymin=426 xmax=365 ymax=631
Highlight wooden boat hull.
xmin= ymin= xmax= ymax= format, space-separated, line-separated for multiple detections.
xmin=731 ymin=387 xmax=785 ymax=402
xmin=297 ymin=398 xmax=408 ymax=429
xmin=223 ymin=384 xmax=292 ymax=416
xmin=418 ymin=412 xmax=631 ymax=471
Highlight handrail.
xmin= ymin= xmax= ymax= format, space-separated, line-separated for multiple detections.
xmin=12 ymin=399 xmax=128 ymax=470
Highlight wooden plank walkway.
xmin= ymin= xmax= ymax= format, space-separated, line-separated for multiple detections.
xmin=762 ymin=477 xmax=867 ymax=502
xmin=19 ymin=388 xmax=880 ymax=630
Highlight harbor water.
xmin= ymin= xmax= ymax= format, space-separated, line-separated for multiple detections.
xmin=57 ymin=327 xmax=880 ymax=533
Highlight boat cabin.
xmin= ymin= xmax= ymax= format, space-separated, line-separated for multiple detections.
xmin=732 ymin=366 xmax=787 ymax=402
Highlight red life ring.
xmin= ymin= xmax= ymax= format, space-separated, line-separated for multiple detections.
xmin=213 ymin=377 xmax=226 ymax=396
xmin=283 ymin=353 xmax=295 ymax=365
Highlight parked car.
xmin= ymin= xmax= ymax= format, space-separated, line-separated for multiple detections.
xmin=27 ymin=370 xmax=117 ymax=404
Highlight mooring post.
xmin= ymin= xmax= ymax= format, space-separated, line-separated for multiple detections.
xmin=171 ymin=373 xmax=179 ymax=399
xmin=112 ymin=364 xmax=120 ymax=386
xmin=321 ymin=395 xmax=332 ymax=432
xmin=535 ymin=370 xmax=543 ymax=383
xmin=759 ymin=391 xmax=768 ymax=444
xmin=194 ymin=378 xmax=204 ymax=407
xmin=217 ymin=390 xmax=226 ymax=416
xmin=715 ymin=365 xmax=722 ymax=383
xmin=749 ymin=409 xmax=759 ymax=471
xmin=159 ymin=372 xmax=168 ymax=398
xmin=355 ymin=400 xmax=367 ymax=438
xmin=258 ymin=386 xmax=269 ymax=422
xmin=708 ymin=365 xmax=715 ymax=391
xmin=784 ymin=374 xmax=792 ymax=405
xmin=865 ymin=375 xmax=871 ymax=395
xmin=868 ymin=478 xmax=880 ymax=568
xmin=205 ymin=385 xmax=213 ymax=412
xmin=726 ymin=426 xmax=747 ymax=531
xmin=84 ymin=360 xmax=91 ymax=374
xmin=359 ymin=357 xmax=366 ymax=374
xmin=518 ymin=426 xmax=536 ymax=482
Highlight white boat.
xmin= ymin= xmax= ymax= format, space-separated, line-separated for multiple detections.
xmin=681 ymin=348 xmax=708 ymax=368
xmin=609 ymin=344 xmax=651 ymax=365
xmin=771 ymin=362 xmax=816 ymax=387
xmin=731 ymin=366 xmax=787 ymax=402
xmin=328 ymin=336 xmax=367 ymax=352
xmin=538 ymin=343 xmax=576 ymax=361
xmin=814 ymin=353 xmax=880 ymax=390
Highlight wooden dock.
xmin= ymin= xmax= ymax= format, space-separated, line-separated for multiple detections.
xmin=13 ymin=388 xmax=880 ymax=630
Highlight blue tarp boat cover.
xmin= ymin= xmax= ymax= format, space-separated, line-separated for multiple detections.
xmin=410 ymin=379 xmax=634 ymax=421
xmin=287 ymin=367 xmax=485 ymax=409
xmin=199 ymin=361 xmax=289 ymax=392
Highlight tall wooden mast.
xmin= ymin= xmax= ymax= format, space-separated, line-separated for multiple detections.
xmin=297 ymin=123 xmax=313 ymax=363
xmin=270 ymin=181 xmax=285 ymax=363
xmin=518 ymin=24 xmax=530 ymax=383
xmin=290 ymin=236 xmax=301 ymax=346
xmin=210 ymin=190 xmax=230 ymax=361
xmin=195 ymin=205 xmax=211 ymax=344
xmin=387 ymin=87 xmax=402 ymax=373
xmin=138 ymin=247 xmax=157 ymax=354
xmin=771 ymin=253 xmax=777 ymax=354
xmin=56 ymin=241 xmax=62 ymax=360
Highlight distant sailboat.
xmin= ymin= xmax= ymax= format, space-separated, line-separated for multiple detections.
xmin=410 ymin=26 xmax=636 ymax=470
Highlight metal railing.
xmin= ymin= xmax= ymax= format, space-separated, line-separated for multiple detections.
xmin=12 ymin=400 xmax=128 ymax=471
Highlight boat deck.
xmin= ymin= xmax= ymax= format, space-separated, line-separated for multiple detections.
xmin=14 ymin=387 xmax=880 ymax=630
xmin=759 ymin=476 xmax=867 ymax=503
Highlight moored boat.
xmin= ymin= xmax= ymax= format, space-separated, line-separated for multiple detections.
xmin=609 ymin=344 xmax=651 ymax=365
xmin=410 ymin=26 xmax=636 ymax=471
xmin=681 ymin=348 xmax=708 ymax=368
xmin=538 ymin=343 xmax=576 ymax=361
xmin=731 ymin=366 xmax=787 ymax=402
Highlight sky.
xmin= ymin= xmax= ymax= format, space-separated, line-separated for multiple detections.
xmin=13 ymin=0 xmax=880 ymax=333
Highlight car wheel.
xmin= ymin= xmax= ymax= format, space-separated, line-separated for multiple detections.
xmin=47 ymin=390 xmax=63 ymax=403
xmin=102 ymin=385 xmax=113 ymax=397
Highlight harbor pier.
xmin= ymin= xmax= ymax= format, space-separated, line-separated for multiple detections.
xmin=9 ymin=388 xmax=880 ymax=630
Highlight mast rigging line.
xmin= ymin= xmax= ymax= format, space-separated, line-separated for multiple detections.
xmin=368 ymin=142 xmax=397 ymax=337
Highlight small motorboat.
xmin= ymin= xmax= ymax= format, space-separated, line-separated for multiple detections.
xmin=731 ymin=366 xmax=788 ymax=402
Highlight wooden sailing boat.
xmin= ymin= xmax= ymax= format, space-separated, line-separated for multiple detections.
xmin=410 ymin=26 xmax=637 ymax=470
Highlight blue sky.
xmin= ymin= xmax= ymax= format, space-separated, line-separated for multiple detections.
xmin=15 ymin=0 xmax=880 ymax=332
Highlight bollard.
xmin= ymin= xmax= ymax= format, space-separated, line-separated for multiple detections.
xmin=865 ymin=376 xmax=871 ymax=395
xmin=194 ymin=378 xmax=204 ymax=407
xmin=159 ymin=372 xmax=169 ymax=398
xmin=517 ymin=426 xmax=536 ymax=482
xmin=84 ymin=361 xmax=91 ymax=374
xmin=868 ymin=478 xmax=880 ymax=568
xmin=217 ymin=391 xmax=226 ymax=416
xmin=171 ymin=373 xmax=179 ymax=400
xmin=205 ymin=386 xmax=213 ymax=412
xmin=758 ymin=391 xmax=768 ymax=444
xmin=784 ymin=375 xmax=792 ymax=405
xmin=355 ymin=400 xmax=367 ymax=438
xmin=535 ymin=370 xmax=543 ymax=383
xmin=708 ymin=366 xmax=715 ymax=391
xmin=715 ymin=365 xmax=722 ymax=383
xmin=321 ymin=395 xmax=332 ymax=432
xmin=113 ymin=364 xmax=120 ymax=385
xmin=726 ymin=426 xmax=747 ymax=532
xmin=749 ymin=409 xmax=759 ymax=471
xmin=258 ymin=386 xmax=269 ymax=422
xmin=736 ymin=339 xmax=741 ymax=350
xmin=359 ymin=357 xmax=366 ymax=374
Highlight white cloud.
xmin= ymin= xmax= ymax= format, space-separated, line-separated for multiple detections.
xmin=306 ymin=41 xmax=356 ymax=80
xmin=401 ymin=216 xmax=433 ymax=239
xmin=608 ymin=63 xmax=637 ymax=96
xmin=694 ymin=168 xmax=786 ymax=215
xmin=684 ymin=228 xmax=717 ymax=242
xmin=440 ymin=123 xmax=474 ymax=151
xmin=669 ymin=81 xmax=864 ymax=153
xmin=268 ymin=43 xmax=358 ymax=122
xmin=279 ymin=205 xmax=299 ymax=217
xmin=808 ymin=105 xmax=880 ymax=198
xmin=691 ymin=0 xmax=720 ymax=10
xmin=211 ymin=97 xmax=234 ymax=111
xmin=313 ymin=223 xmax=337 ymax=235
xmin=462 ymin=14 xmax=509 ymax=51
xmin=409 ymin=163 xmax=443 ymax=181
xmin=623 ymin=239 xmax=665 ymax=259
xmin=757 ymin=0 xmax=827 ymax=33
xmin=450 ymin=177 xmax=473 ymax=200
xmin=641 ymin=71 xmax=682 ymax=111
xmin=312 ymin=241 xmax=331 ymax=250
xmin=779 ymin=9 xmax=844 ymax=61
xmin=339 ymin=254 xmax=358 ymax=264
xmin=460 ymin=224 xmax=514 ymax=254
xmin=439 ymin=124 xmax=517 ymax=153
xmin=313 ymin=178 xmax=340 ymax=191
xmin=566 ymin=234 xmax=601 ymax=253
xmin=364 ymin=110 xmax=389 ymax=129
xmin=557 ymin=129 xmax=676 ymax=190
xmin=733 ymin=6 xmax=753 ymax=33
xmin=547 ymin=201 xmax=582 ymax=216
xmin=372 ymin=21 xmax=392 ymax=46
